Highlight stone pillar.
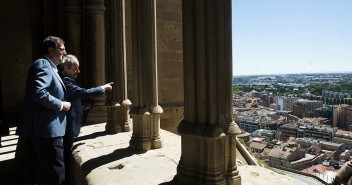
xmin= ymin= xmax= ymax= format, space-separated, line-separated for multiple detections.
xmin=129 ymin=0 xmax=163 ymax=151
xmin=335 ymin=160 xmax=352 ymax=185
xmin=43 ymin=0 xmax=58 ymax=36
xmin=105 ymin=0 xmax=132 ymax=134
xmin=85 ymin=0 xmax=108 ymax=123
xmin=176 ymin=0 xmax=241 ymax=185
xmin=64 ymin=0 xmax=82 ymax=59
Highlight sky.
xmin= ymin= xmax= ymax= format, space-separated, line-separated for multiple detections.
xmin=232 ymin=0 xmax=352 ymax=76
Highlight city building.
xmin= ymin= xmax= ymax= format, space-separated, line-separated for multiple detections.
xmin=278 ymin=122 xmax=337 ymax=141
xmin=251 ymin=129 xmax=277 ymax=141
xmin=237 ymin=115 xmax=260 ymax=133
xmin=334 ymin=130 xmax=352 ymax=149
xmin=276 ymin=97 xmax=299 ymax=111
xmin=316 ymin=106 xmax=333 ymax=125
xmin=303 ymin=124 xmax=337 ymax=141
xmin=267 ymin=141 xmax=306 ymax=168
xmin=291 ymin=99 xmax=323 ymax=118
xmin=346 ymin=107 xmax=352 ymax=131
xmin=322 ymin=90 xmax=351 ymax=99
xmin=249 ymin=137 xmax=268 ymax=154
xmin=278 ymin=123 xmax=300 ymax=141
xmin=334 ymin=104 xmax=352 ymax=130
xmin=296 ymin=138 xmax=345 ymax=160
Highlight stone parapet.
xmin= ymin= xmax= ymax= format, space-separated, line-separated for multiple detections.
xmin=70 ymin=122 xmax=309 ymax=185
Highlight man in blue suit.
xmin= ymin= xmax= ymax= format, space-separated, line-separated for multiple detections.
xmin=17 ymin=36 xmax=71 ymax=185
xmin=58 ymin=54 xmax=112 ymax=185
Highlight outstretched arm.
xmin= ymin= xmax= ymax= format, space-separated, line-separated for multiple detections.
xmin=100 ymin=82 xmax=113 ymax=92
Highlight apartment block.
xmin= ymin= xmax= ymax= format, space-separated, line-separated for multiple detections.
xmin=346 ymin=107 xmax=352 ymax=131
xmin=303 ymin=124 xmax=337 ymax=141
xmin=278 ymin=123 xmax=300 ymax=141
xmin=278 ymin=123 xmax=336 ymax=141
xmin=316 ymin=106 xmax=333 ymax=125
xmin=292 ymin=99 xmax=323 ymax=118
xmin=237 ymin=116 xmax=260 ymax=133
xmin=334 ymin=130 xmax=352 ymax=149
xmin=276 ymin=97 xmax=299 ymax=111
xmin=322 ymin=90 xmax=351 ymax=99
xmin=334 ymin=104 xmax=352 ymax=129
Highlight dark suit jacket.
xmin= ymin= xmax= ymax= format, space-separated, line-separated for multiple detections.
xmin=59 ymin=72 xmax=105 ymax=137
xmin=17 ymin=58 xmax=67 ymax=138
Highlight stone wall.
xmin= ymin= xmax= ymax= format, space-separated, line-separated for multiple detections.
xmin=156 ymin=0 xmax=184 ymax=132
xmin=0 ymin=0 xmax=32 ymax=122
xmin=0 ymin=0 xmax=183 ymax=132
xmin=125 ymin=0 xmax=184 ymax=133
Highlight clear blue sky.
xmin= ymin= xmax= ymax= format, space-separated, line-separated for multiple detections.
xmin=232 ymin=0 xmax=352 ymax=76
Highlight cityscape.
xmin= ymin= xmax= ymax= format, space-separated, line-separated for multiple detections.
xmin=233 ymin=72 xmax=352 ymax=184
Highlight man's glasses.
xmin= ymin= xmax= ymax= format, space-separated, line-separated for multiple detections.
xmin=57 ymin=47 xmax=66 ymax=52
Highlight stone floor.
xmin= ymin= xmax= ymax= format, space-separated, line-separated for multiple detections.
xmin=71 ymin=123 xmax=309 ymax=185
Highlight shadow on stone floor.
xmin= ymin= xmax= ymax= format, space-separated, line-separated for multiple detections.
xmin=74 ymin=130 xmax=109 ymax=142
xmin=81 ymin=147 xmax=140 ymax=177
xmin=0 ymin=150 xmax=24 ymax=185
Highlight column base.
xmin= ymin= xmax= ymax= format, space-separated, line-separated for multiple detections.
xmin=105 ymin=122 xmax=121 ymax=134
xmin=151 ymin=137 xmax=162 ymax=149
xmin=122 ymin=122 xmax=132 ymax=132
xmin=176 ymin=161 xmax=226 ymax=185
xmin=129 ymin=137 xmax=151 ymax=151
xmin=175 ymin=133 xmax=241 ymax=185
xmin=129 ymin=112 xmax=151 ymax=151
xmin=105 ymin=121 xmax=132 ymax=134
xmin=129 ymin=107 xmax=163 ymax=151
xmin=106 ymin=104 xmax=132 ymax=133
xmin=225 ymin=165 xmax=241 ymax=185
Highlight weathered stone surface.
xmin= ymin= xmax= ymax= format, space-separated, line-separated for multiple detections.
xmin=71 ymin=123 xmax=179 ymax=185
xmin=71 ymin=123 xmax=309 ymax=185
xmin=237 ymin=165 xmax=308 ymax=185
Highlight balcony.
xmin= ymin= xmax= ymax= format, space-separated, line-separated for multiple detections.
xmin=2 ymin=122 xmax=351 ymax=184
xmin=69 ymin=123 xmax=321 ymax=185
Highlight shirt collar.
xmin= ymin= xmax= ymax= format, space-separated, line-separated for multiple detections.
xmin=44 ymin=56 xmax=58 ymax=72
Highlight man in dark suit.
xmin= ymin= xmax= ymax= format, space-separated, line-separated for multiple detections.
xmin=58 ymin=54 xmax=112 ymax=185
xmin=17 ymin=36 xmax=71 ymax=185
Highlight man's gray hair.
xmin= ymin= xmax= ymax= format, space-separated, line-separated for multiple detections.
xmin=58 ymin=54 xmax=78 ymax=72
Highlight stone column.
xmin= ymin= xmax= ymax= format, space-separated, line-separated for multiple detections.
xmin=105 ymin=0 xmax=132 ymax=133
xmin=129 ymin=0 xmax=163 ymax=151
xmin=176 ymin=0 xmax=241 ymax=185
xmin=335 ymin=160 xmax=352 ymax=185
xmin=85 ymin=0 xmax=108 ymax=123
xmin=64 ymin=0 xmax=82 ymax=59
xmin=43 ymin=0 xmax=58 ymax=36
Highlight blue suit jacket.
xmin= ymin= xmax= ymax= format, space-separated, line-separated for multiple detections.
xmin=17 ymin=58 xmax=67 ymax=138
xmin=59 ymin=72 xmax=104 ymax=137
